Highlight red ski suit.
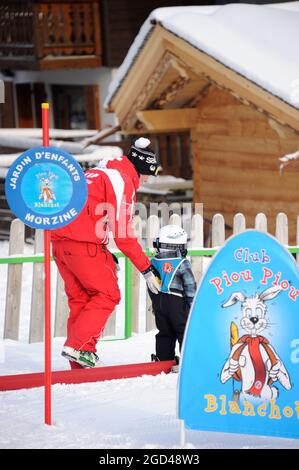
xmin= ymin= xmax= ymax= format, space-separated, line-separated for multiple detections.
xmin=51 ymin=156 xmax=150 ymax=353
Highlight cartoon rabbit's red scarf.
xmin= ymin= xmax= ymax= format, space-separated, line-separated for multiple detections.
xmin=232 ymin=335 xmax=278 ymax=396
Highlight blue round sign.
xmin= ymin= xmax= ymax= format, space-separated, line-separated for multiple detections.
xmin=5 ymin=147 xmax=88 ymax=229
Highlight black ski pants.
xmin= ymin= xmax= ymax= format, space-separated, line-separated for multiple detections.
xmin=149 ymin=291 xmax=190 ymax=361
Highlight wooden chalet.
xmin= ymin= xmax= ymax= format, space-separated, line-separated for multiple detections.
xmin=0 ymin=0 xmax=211 ymax=131
xmin=105 ymin=6 xmax=299 ymax=242
xmin=0 ymin=0 xmax=104 ymax=130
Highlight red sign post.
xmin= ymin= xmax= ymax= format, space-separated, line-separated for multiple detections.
xmin=42 ymin=103 xmax=52 ymax=425
xmin=5 ymin=103 xmax=88 ymax=425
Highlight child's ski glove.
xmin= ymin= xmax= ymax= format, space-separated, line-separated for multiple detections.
xmin=142 ymin=266 xmax=161 ymax=294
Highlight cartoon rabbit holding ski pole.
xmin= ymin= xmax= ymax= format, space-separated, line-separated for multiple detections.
xmin=220 ymin=285 xmax=291 ymax=400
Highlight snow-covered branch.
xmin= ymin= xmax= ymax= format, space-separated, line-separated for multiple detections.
xmin=279 ymin=150 xmax=299 ymax=172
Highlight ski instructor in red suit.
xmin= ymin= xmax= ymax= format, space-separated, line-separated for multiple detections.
xmin=51 ymin=138 xmax=161 ymax=368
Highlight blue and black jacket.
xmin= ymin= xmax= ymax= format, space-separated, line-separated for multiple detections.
xmin=151 ymin=250 xmax=196 ymax=307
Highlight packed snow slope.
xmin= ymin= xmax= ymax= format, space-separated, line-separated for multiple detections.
xmin=1 ymin=241 xmax=299 ymax=448
xmin=1 ymin=333 xmax=299 ymax=449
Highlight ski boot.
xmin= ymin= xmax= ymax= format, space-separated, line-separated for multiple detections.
xmin=62 ymin=346 xmax=99 ymax=368
xmin=151 ymin=353 xmax=180 ymax=373
xmin=171 ymin=355 xmax=180 ymax=373
xmin=151 ymin=353 xmax=160 ymax=362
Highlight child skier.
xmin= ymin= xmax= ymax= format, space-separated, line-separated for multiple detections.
xmin=148 ymin=225 xmax=197 ymax=369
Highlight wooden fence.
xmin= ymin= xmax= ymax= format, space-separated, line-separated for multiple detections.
xmin=1 ymin=212 xmax=299 ymax=343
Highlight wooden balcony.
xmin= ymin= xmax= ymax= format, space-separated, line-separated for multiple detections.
xmin=0 ymin=1 xmax=102 ymax=70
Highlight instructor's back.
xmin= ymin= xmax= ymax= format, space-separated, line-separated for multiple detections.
xmin=51 ymin=138 xmax=161 ymax=368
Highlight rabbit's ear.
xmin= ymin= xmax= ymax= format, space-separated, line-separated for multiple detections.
xmin=259 ymin=285 xmax=282 ymax=301
xmin=222 ymin=292 xmax=245 ymax=308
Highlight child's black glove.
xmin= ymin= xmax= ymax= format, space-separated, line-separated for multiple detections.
xmin=112 ymin=253 xmax=120 ymax=272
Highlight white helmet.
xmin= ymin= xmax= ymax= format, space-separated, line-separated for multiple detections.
xmin=153 ymin=224 xmax=188 ymax=256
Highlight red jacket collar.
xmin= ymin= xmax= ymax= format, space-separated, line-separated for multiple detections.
xmin=106 ymin=156 xmax=140 ymax=191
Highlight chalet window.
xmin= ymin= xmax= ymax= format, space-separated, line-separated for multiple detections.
xmin=15 ymin=82 xmax=47 ymax=128
xmin=52 ymin=84 xmax=100 ymax=130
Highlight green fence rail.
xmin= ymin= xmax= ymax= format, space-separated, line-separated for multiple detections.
xmin=1 ymin=246 xmax=299 ymax=340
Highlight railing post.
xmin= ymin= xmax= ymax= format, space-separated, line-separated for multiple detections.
xmin=212 ymin=214 xmax=225 ymax=247
xmin=124 ymin=258 xmax=133 ymax=339
xmin=131 ymin=215 xmax=142 ymax=333
xmin=169 ymin=213 xmax=181 ymax=226
xmin=54 ymin=271 xmax=68 ymax=338
xmin=233 ymin=213 xmax=246 ymax=234
xmin=102 ymin=236 xmax=117 ymax=337
xmin=255 ymin=213 xmax=267 ymax=232
xmin=92 ymin=0 xmax=101 ymax=56
xmin=191 ymin=212 xmax=204 ymax=283
xmin=29 ymin=229 xmax=44 ymax=343
xmin=275 ymin=212 xmax=288 ymax=245
xmin=4 ymin=219 xmax=25 ymax=341
xmin=146 ymin=215 xmax=160 ymax=332
xmin=33 ymin=2 xmax=43 ymax=60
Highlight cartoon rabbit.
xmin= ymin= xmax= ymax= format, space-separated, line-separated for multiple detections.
xmin=39 ymin=177 xmax=56 ymax=203
xmin=220 ymin=285 xmax=291 ymax=400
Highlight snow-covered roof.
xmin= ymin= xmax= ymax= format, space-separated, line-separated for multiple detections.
xmin=0 ymin=129 xmax=98 ymax=139
xmin=105 ymin=2 xmax=299 ymax=110
xmin=138 ymin=174 xmax=192 ymax=195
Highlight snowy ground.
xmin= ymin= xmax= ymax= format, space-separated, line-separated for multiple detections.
xmin=0 ymin=241 xmax=299 ymax=449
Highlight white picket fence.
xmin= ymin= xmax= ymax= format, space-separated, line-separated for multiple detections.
xmin=1 ymin=212 xmax=299 ymax=343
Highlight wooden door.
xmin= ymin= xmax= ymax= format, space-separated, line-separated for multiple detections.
xmin=16 ymin=83 xmax=33 ymax=128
